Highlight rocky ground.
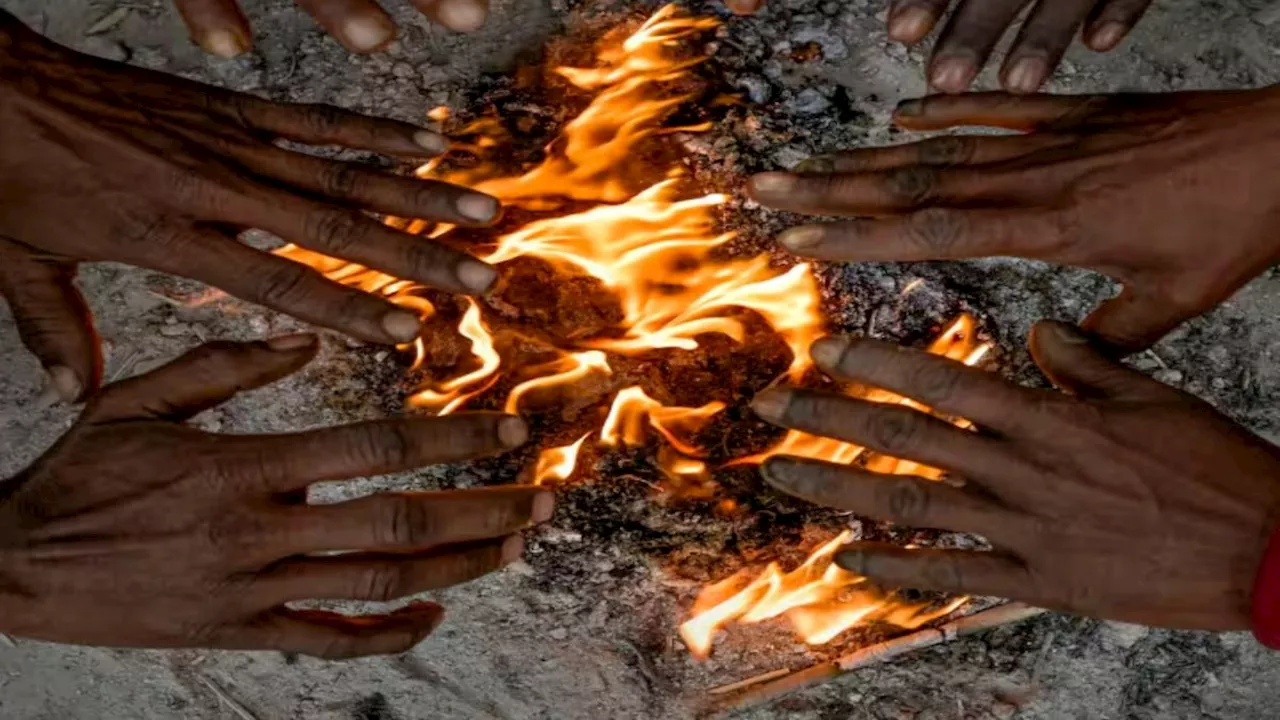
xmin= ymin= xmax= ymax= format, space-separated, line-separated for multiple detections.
xmin=3 ymin=0 xmax=1280 ymax=718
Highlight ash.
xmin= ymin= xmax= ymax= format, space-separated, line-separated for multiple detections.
xmin=3 ymin=0 xmax=1280 ymax=719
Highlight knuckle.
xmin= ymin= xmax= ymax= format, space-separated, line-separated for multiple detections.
xmin=916 ymin=136 xmax=975 ymax=166
xmin=382 ymin=495 xmax=436 ymax=546
xmin=869 ymin=408 xmax=922 ymax=455
xmin=305 ymin=211 xmax=367 ymax=255
xmin=301 ymin=104 xmax=347 ymax=137
xmin=319 ymin=163 xmax=363 ymax=199
xmin=877 ymin=477 xmax=931 ymax=523
xmin=907 ymin=358 xmax=962 ymax=402
xmin=883 ymin=166 xmax=939 ymax=206
xmin=357 ymin=564 xmax=404 ymax=602
xmin=922 ymin=555 xmax=965 ymax=591
xmin=254 ymin=262 xmax=314 ymax=307
xmin=906 ymin=208 xmax=965 ymax=253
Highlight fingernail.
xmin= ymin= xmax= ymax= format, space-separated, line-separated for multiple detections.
xmin=889 ymin=6 xmax=934 ymax=43
xmin=266 ymin=333 xmax=318 ymax=351
xmin=760 ymin=456 xmax=802 ymax=491
xmin=343 ymin=15 xmax=394 ymax=52
xmin=794 ymin=156 xmax=836 ymax=175
xmin=810 ymin=336 xmax=850 ymax=370
xmin=456 ymin=194 xmax=501 ymax=223
xmin=532 ymin=491 xmax=556 ymax=523
xmin=413 ymin=130 xmax=449 ymax=155
xmin=202 ymin=29 xmax=248 ymax=58
xmin=930 ymin=57 xmax=974 ymax=93
xmin=39 ymin=366 xmax=82 ymax=406
xmin=381 ymin=310 xmax=421 ymax=343
xmin=751 ymin=388 xmax=792 ymax=423
xmin=833 ymin=548 xmax=867 ymax=575
xmin=1048 ymin=322 xmax=1090 ymax=345
xmin=895 ymin=99 xmax=925 ymax=117
xmin=498 ymin=416 xmax=529 ymax=448
xmin=1006 ymin=57 xmax=1047 ymax=94
xmin=437 ymin=0 xmax=488 ymax=32
xmin=778 ymin=225 xmax=825 ymax=253
xmin=457 ymin=260 xmax=498 ymax=294
xmin=500 ymin=534 xmax=525 ymax=564
xmin=750 ymin=173 xmax=796 ymax=195
xmin=1090 ymin=22 xmax=1127 ymax=51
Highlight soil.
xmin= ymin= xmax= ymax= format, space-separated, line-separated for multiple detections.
xmin=3 ymin=0 xmax=1280 ymax=719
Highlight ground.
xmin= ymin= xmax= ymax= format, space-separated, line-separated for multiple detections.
xmin=3 ymin=0 xmax=1280 ymax=718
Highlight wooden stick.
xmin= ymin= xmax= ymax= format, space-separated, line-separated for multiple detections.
xmin=198 ymin=675 xmax=260 ymax=720
xmin=702 ymin=603 xmax=1047 ymax=717
xmin=0 ymin=633 xmax=15 ymax=648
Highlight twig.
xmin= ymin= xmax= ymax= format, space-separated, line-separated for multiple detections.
xmin=198 ymin=675 xmax=260 ymax=720
xmin=702 ymin=603 xmax=1047 ymax=717
xmin=0 ymin=633 xmax=16 ymax=648
xmin=708 ymin=667 xmax=792 ymax=696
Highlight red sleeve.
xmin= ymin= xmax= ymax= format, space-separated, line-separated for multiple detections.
xmin=1252 ymin=525 xmax=1280 ymax=648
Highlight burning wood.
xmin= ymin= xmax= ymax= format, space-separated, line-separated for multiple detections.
xmin=275 ymin=5 xmax=994 ymax=656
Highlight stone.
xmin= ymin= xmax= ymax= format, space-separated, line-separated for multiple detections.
xmin=549 ymin=627 xmax=569 ymax=640
xmin=734 ymin=74 xmax=772 ymax=104
xmin=788 ymin=87 xmax=831 ymax=114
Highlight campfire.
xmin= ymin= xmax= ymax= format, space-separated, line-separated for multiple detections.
xmin=278 ymin=5 xmax=991 ymax=660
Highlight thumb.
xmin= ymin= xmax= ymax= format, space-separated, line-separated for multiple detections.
xmin=1081 ymin=286 xmax=1188 ymax=354
xmin=1029 ymin=320 xmax=1166 ymax=400
xmin=0 ymin=247 xmax=100 ymax=403
xmin=86 ymin=336 xmax=320 ymax=423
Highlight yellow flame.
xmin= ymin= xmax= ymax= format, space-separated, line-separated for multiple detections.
xmin=533 ymin=434 xmax=591 ymax=486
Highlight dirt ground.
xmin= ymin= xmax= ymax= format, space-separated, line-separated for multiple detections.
xmin=3 ymin=0 xmax=1280 ymax=718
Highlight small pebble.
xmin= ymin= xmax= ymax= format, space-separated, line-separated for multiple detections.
xmin=549 ymin=627 xmax=569 ymax=641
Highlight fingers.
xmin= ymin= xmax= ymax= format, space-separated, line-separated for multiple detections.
xmin=927 ymin=0 xmax=1027 ymax=93
xmin=86 ymin=337 xmax=318 ymax=423
xmin=248 ymin=412 xmax=529 ymax=488
xmin=295 ymin=0 xmax=397 ymax=53
xmin=174 ymin=0 xmax=252 ymax=57
xmin=893 ymin=93 xmax=1107 ymax=132
xmin=886 ymin=0 xmax=950 ymax=44
xmin=1081 ymin=286 xmax=1188 ymax=354
xmin=776 ymin=208 xmax=1069 ymax=264
xmin=751 ymin=388 xmax=1010 ymax=479
xmin=408 ymin=0 xmax=489 ymax=33
xmin=1000 ymin=0 xmax=1097 ymax=94
xmin=1083 ymin=0 xmax=1154 ymax=51
xmin=1029 ymin=320 xmax=1169 ymax=400
xmin=237 ymin=192 xmax=498 ymax=297
xmin=0 ymin=247 xmax=100 ymax=402
xmin=748 ymin=166 xmax=1025 ymax=217
xmin=224 ymin=95 xmax=448 ymax=157
xmin=834 ymin=544 xmax=1032 ymax=599
xmin=793 ymin=133 xmax=1077 ymax=174
xmin=762 ymin=456 xmax=1019 ymax=541
xmin=802 ymin=335 xmax=1026 ymax=430
xmin=240 ymin=146 xmax=500 ymax=226
xmin=227 ymin=602 xmax=444 ymax=659
xmin=255 ymin=536 xmax=521 ymax=604
xmin=275 ymin=486 xmax=553 ymax=555
xmin=140 ymin=228 xmax=423 ymax=345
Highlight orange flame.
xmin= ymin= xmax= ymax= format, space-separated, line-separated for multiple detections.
xmin=276 ymin=6 xmax=990 ymax=654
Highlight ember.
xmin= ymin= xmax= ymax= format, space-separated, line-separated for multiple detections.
xmin=277 ymin=6 xmax=990 ymax=657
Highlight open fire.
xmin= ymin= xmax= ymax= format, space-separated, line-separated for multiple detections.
xmin=278 ymin=6 xmax=990 ymax=658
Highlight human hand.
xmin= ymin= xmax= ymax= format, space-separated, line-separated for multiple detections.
xmin=0 ymin=335 xmax=550 ymax=657
xmin=174 ymin=0 xmax=489 ymax=56
xmin=750 ymin=321 xmax=1280 ymax=630
xmin=749 ymin=88 xmax=1280 ymax=353
xmin=0 ymin=12 xmax=499 ymax=402
xmin=886 ymin=0 xmax=1154 ymax=93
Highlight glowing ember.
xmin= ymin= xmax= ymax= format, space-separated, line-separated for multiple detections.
xmin=276 ymin=5 xmax=991 ymax=655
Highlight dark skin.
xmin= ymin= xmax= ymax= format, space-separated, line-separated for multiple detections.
xmin=0 ymin=335 xmax=552 ymax=657
xmin=0 ymin=11 xmax=500 ymax=403
xmin=749 ymin=87 xmax=1280 ymax=353
xmin=173 ymin=0 xmax=491 ymax=57
xmin=887 ymin=0 xmax=1155 ymax=93
xmin=752 ymin=322 xmax=1280 ymax=629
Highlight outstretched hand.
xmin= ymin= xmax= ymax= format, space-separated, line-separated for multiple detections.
xmin=751 ymin=88 xmax=1280 ymax=352
xmin=751 ymin=322 xmax=1280 ymax=630
xmin=0 ymin=336 xmax=549 ymax=657
xmin=886 ymin=0 xmax=1154 ymax=93
xmin=174 ymin=0 xmax=491 ymax=57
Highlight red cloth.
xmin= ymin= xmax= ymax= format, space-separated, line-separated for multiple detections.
xmin=1253 ymin=525 xmax=1280 ymax=648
